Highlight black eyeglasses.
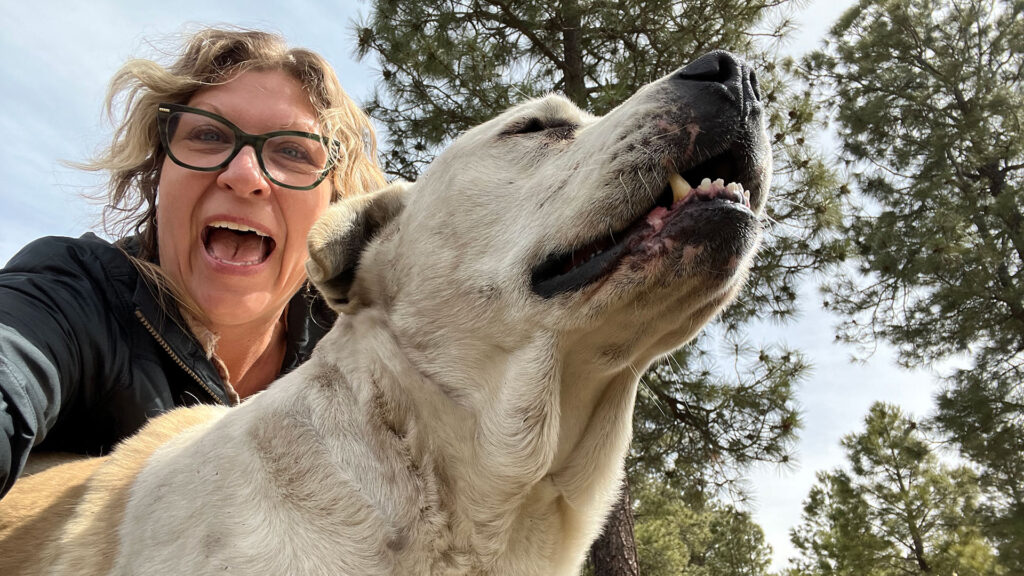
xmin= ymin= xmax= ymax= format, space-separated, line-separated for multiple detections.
xmin=156 ymin=103 xmax=339 ymax=190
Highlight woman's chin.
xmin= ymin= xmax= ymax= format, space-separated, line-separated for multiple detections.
xmin=187 ymin=274 xmax=280 ymax=330
xmin=196 ymin=293 xmax=278 ymax=331
xmin=178 ymin=248 xmax=304 ymax=330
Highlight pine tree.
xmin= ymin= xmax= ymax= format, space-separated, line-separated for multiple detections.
xmin=805 ymin=1 xmax=1024 ymax=569
xmin=630 ymin=339 xmax=803 ymax=500
xmin=631 ymin=475 xmax=773 ymax=576
xmin=789 ymin=403 xmax=1004 ymax=576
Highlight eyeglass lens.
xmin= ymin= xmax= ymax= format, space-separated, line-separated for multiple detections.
xmin=165 ymin=110 xmax=330 ymax=188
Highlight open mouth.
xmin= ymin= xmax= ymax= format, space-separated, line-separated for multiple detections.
xmin=530 ymin=150 xmax=752 ymax=298
xmin=202 ymin=221 xmax=276 ymax=266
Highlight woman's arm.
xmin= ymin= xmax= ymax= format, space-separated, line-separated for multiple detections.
xmin=0 ymin=236 xmax=120 ymax=498
xmin=0 ymin=324 xmax=65 ymax=497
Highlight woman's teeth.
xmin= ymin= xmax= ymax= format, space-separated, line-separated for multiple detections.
xmin=207 ymin=221 xmax=269 ymax=237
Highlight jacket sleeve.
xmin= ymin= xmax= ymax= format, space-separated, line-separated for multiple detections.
xmin=0 ymin=324 xmax=64 ymax=497
xmin=0 ymin=236 xmax=120 ymax=498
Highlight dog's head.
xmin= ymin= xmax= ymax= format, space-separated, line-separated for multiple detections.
xmin=309 ymin=51 xmax=770 ymax=374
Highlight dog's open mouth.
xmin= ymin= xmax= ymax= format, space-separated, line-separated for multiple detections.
xmin=203 ymin=222 xmax=276 ymax=266
xmin=530 ymin=151 xmax=753 ymax=298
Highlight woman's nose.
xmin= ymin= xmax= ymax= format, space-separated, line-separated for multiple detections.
xmin=217 ymin=145 xmax=270 ymax=196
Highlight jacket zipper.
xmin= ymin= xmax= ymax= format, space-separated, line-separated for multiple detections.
xmin=135 ymin=309 xmax=225 ymax=405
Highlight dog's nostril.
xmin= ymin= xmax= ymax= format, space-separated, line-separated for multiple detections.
xmin=676 ymin=51 xmax=742 ymax=85
xmin=748 ymin=69 xmax=761 ymax=102
xmin=676 ymin=51 xmax=762 ymax=105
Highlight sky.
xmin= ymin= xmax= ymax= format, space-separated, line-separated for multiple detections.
xmin=0 ymin=0 xmax=947 ymax=570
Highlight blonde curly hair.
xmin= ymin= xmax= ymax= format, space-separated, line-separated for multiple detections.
xmin=84 ymin=26 xmax=385 ymax=261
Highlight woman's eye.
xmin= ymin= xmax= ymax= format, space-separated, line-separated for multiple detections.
xmin=280 ymin=146 xmax=309 ymax=160
xmin=189 ymin=126 xmax=229 ymax=143
xmin=267 ymin=138 xmax=321 ymax=166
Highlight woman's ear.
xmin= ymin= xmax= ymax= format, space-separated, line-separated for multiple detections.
xmin=306 ymin=182 xmax=409 ymax=313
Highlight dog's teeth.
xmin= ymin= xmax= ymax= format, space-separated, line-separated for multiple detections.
xmin=725 ymin=182 xmax=747 ymax=204
xmin=713 ymin=178 xmax=725 ymax=188
xmin=699 ymin=178 xmax=713 ymax=191
xmin=668 ymin=173 xmax=692 ymax=203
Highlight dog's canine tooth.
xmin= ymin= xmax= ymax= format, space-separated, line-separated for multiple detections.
xmin=668 ymin=173 xmax=692 ymax=203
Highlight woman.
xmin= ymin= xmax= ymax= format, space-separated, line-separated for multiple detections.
xmin=0 ymin=27 xmax=385 ymax=498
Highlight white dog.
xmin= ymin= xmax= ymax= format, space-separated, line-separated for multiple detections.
xmin=0 ymin=50 xmax=771 ymax=575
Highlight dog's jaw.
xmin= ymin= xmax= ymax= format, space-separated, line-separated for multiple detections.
xmin=525 ymin=56 xmax=770 ymax=309
xmin=530 ymin=174 xmax=761 ymax=299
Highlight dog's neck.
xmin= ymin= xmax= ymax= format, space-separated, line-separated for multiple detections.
xmin=311 ymin=307 xmax=639 ymax=570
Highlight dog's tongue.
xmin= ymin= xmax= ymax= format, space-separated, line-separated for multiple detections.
xmin=206 ymin=228 xmax=268 ymax=264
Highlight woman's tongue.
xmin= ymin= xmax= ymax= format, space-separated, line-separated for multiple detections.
xmin=205 ymin=228 xmax=271 ymax=265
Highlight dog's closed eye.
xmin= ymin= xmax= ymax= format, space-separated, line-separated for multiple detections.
xmin=504 ymin=117 xmax=578 ymax=136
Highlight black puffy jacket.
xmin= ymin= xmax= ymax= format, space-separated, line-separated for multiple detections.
xmin=0 ymin=233 xmax=335 ymax=497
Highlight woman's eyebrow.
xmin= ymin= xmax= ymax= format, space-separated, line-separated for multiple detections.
xmin=186 ymin=101 xmax=320 ymax=133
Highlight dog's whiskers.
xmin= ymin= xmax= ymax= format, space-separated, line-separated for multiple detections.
xmin=771 ymin=196 xmax=810 ymax=211
xmin=635 ymin=170 xmax=656 ymax=204
xmin=650 ymin=127 xmax=685 ymax=141
xmin=634 ymin=364 xmax=670 ymax=421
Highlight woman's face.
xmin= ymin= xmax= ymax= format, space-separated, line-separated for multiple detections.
xmin=156 ymin=70 xmax=333 ymax=330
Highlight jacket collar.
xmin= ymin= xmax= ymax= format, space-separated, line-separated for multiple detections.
xmin=120 ymin=236 xmax=336 ymax=404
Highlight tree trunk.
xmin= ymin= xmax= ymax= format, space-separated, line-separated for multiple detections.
xmin=589 ymin=476 xmax=640 ymax=576
xmin=559 ymin=0 xmax=587 ymax=107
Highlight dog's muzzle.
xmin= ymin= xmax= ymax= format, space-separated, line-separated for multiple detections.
xmin=531 ymin=51 xmax=770 ymax=299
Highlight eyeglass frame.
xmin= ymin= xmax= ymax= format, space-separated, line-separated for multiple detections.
xmin=156 ymin=102 xmax=340 ymax=191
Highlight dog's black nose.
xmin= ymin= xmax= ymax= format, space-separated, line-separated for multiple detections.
xmin=676 ymin=51 xmax=761 ymax=108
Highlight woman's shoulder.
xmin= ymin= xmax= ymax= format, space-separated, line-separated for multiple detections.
xmin=2 ymin=233 xmax=143 ymax=308
xmin=5 ymin=233 xmax=137 ymax=276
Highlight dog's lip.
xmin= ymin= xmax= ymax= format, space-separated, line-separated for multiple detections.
xmin=530 ymin=160 xmax=757 ymax=299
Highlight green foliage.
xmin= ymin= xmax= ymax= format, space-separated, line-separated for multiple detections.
xmin=632 ymin=477 xmax=773 ymax=576
xmin=933 ymin=362 xmax=1024 ymax=573
xmin=789 ymin=403 xmax=1005 ymax=576
xmin=806 ymin=1 xmax=1023 ymax=569
xmin=358 ymin=0 xmax=809 ymax=179
xmin=810 ymin=0 xmax=1024 ymax=367
xmin=630 ymin=334 xmax=804 ymax=500
xmin=789 ymin=472 xmax=892 ymax=576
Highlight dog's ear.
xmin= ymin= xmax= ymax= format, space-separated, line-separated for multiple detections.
xmin=306 ymin=182 xmax=409 ymax=313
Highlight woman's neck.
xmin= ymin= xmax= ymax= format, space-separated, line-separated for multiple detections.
xmin=212 ymin=315 xmax=288 ymax=400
